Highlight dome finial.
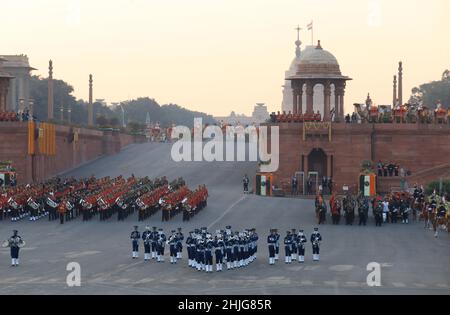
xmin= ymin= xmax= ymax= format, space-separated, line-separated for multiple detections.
xmin=294 ymin=25 xmax=302 ymax=58
xmin=316 ymin=40 xmax=322 ymax=49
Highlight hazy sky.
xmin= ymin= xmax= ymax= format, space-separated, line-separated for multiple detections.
xmin=2 ymin=0 xmax=449 ymax=116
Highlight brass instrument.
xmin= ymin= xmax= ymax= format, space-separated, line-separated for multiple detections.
xmin=46 ymin=197 xmax=58 ymax=208
xmin=2 ymin=237 xmax=26 ymax=248
xmin=27 ymin=197 xmax=40 ymax=210
xmin=8 ymin=197 xmax=19 ymax=209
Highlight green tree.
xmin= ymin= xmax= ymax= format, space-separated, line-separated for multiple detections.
xmin=410 ymin=70 xmax=450 ymax=108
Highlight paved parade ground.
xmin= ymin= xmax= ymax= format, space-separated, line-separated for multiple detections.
xmin=0 ymin=143 xmax=449 ymax=295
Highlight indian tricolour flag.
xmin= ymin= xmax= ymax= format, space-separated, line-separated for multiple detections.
xmin=360 ymin=174 xmax=376 ymax=197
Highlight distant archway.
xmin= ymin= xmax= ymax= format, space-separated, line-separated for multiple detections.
xmin=308 ymin=148 xmax=327 ymax=179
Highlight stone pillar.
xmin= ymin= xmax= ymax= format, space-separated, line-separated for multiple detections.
xmin=306 ymin=81 xmax=314 ymax=115
xmin=0 ymin=80 xmax=7 ymax=112
xmin=298 ymin=83 xmax=303 ymax=114
xmin=339 ymin=93 xmax=345 ymax=120
xmin=48 ymin=60 xmax=54 ymax=120
xmin=292 ymin=86 xmax=298 ymax=115
xmin=334 ymin=86 xmax=340 ymax=120
xmin=393 ymin=75 xmax=397 ymax=106
xmin=7 ymin=78 xmax=15 ymax=111
xmin=18 ymin=77 xmax=25 ymax=112
xmin=323 ymin=81 xmax=331 ymax=121
xmin=88 ymin=74 xmax=93 ymax=126
xmin=398 ymin=62 xmax=403 ymax=106
xmin=336 ymin=82 xmax=345 ymax=120
xmin=23 ymin=74 xmax=29 ymax=111
xmin=326 ymin=154 xmax=332 ymax=178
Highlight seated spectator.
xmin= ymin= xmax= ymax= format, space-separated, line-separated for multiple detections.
xmin=345 ymin=114 xmax=351 ymax=123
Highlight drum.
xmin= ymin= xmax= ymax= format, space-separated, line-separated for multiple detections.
xmin=1 ymin=240 xmax=10 ymax=248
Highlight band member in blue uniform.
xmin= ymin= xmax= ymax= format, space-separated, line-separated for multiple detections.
xmin=156 ymin=228 xmax=166 ymax=262
xmin=168 ymin=230 xmax=178 ymax=264
xmin=205 ymin=234 xmax=214 ymax=272
xmin=284 ymin=231 xmax=293 ymax=264
xmin=130 ymin=225 xmax=140 ymax=259
xmin=176 ymin=227 xmax=184 ymax=259
xmin=150 ymin=226 xmax=158 ymax=259
xmin=311 ymin=228 xmax=322 ymax=261
xmin=214 ymin=232 xmax=225 ymax=271
xmin=291 ymin=228 xmax=298 ymax=261
xmin=296 ymin=230 xmax=307 ymax=263
xmin=4 ymin=230 xmax=25 ymax=267
xmin=267 ymin=229 xmax=277 ymax=265
xmin=274 ymin=229 xmax=280 ymax=260
xmin=186 ymin=231 xmax=195 ymax=267
xmin=196 ymin=236 xmax=206 ymax=271
xmin=142 ymin=226 xmax=152 ymax=261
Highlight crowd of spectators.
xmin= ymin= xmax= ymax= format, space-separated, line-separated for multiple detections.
xmin=0 ymin=109 xmax=36 ymax=122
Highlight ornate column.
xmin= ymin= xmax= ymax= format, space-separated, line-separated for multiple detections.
xmin=336 ymin=81 xmax=345 ymax=120
xmin=18 ymin=76 xmax=25 ymax=112
xmin=306 ymin=81 xmax=314 ymax=115
xmin=398 ymin=62 xmax=403 ymax=106
xmin=48 ymin=60 xmax=54 ymax=120
xmin=0 ymin=80 xmax=7 ymax=112
xmin=323 ymin=81 xmax=331 ymax=121
xmin=334 ymin=83 xmax=340 ymax=120
xmin=393 ymin=75 xmax=397 ymax=106
xmin=292 ymin=82 xmax=298 ymax=115
xmin=298 ymin=83 xmax=303 ymax=114
xmin=88 ymin=74 xmax=93 ymax=126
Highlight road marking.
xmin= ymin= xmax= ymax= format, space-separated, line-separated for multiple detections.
xmin=64 ymin=250 xmax=101 ymax=259
xmin=300 ymin=280 xmax=313 ymax=286
xmin=207 ymin=195 xmax=246 ymax=229
xmin=436 ymin=283 xmax=449 ymax=288
xmin=413 ymin=283 xmax=426 ymax=288
xmin=135 ymin=278 xmax=155 ymax=284
xmin=329 ymin=265 xmax=354 ymax=272
xmin=392 ymin=282 xmax=406 ymax=288
xmin=115 ymin=278 xmax=132 ymax=284
xmin=304 ymin=266 xmax=319 ymax=271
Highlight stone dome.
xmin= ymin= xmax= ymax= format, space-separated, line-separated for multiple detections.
xmin=296 ymin=41 xmax=342 ymax=76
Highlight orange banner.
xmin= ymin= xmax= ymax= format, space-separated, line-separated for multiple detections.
xmin=28 ymin=121 xmax=35 ymax=155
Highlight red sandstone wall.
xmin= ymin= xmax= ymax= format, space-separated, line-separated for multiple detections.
xmin=269 ymin=123 xmax=450 ymax=194
xmin=0 ymin=122 xmax=145 ymax=184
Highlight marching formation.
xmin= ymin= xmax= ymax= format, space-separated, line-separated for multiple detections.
xmin=187 ymin=226 xmax=258 ymax=272
xmin=267 ymin=228 xmax=322 ymax=265
xmin=0 ymin=175 xmax=208 ymax=224
xmin=129 ymin=225 xmax=259 ymax=272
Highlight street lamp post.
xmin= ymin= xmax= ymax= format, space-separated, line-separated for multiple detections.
xmin=68 ymin=105 xmax=72 ymax=124
xmin=28 ymin=99 xmax=34 ymax=121
xmin=60 ymin=105 xmax=64 ymax=122
xmin=120 ymin=104 xmax=126 ymax=128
